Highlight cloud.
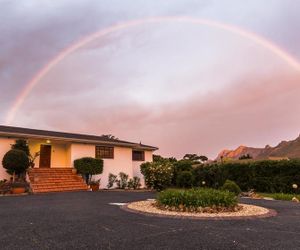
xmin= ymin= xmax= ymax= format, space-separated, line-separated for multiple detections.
xmin=1 ymin=0 xmax=300 ymax=159
xmin=13 ymin=70 xmax=300 ymax=158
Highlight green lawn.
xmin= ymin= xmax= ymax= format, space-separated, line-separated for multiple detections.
xmin=259 ymin=193 xmax=300 ymax=201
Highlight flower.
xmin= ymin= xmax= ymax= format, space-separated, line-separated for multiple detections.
xmin=202 ymin=181 xmax=206 ymax=185
xmin=292 ymin=184 xmax=298 ymax=189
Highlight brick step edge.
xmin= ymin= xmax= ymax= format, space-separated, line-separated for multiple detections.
xmin=33 ymin=188 xmax=88 ymax=193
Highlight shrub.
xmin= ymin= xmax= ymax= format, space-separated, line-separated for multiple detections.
xmin=74 ymin=157 xmax=103 ymax=184
xmin=2 ymin=149 xmax=30 ymax=177
xmin=173 ymin=160 xmax=193 ymax=185
xmin=221 ymin=180 xmax=241 ymax=196
xmin=116 ymin=172 xmax=129 ymax=189
xmin=128 ymin=176 xmax=141 ymax=190
xmin=140 ymin=161 xmax=174 ymax=190
xmin=107 ymin=173 xmax=117 ymax=189
xmin=193 ymin=160 xmax=300 ymax=193
xmin=176 ymin=171 xmax=194 ymax=188
xmin=157 ymin=188 xmax=237 ymax=209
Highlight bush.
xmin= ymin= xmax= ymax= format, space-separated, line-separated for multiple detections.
xmin=221 ymin=180 xmax=241 ymax=196
xmin=140 ymin=161 xmax=174 ymax=190
xmin=157 ymin=188 xmax=237 ymax=209
xmin=116 ymin=172 xmax=129 ymax=189
xmin=173 ymin=160 xmax=193 ymax=185
xmin=176 ymin=171 xmax=194 ymax=188
xmin=2 ymin=149 xmax=30 ymax=177
xmin=74 ymin=157 xmax=103 ymax=184
xmin=107 ymin=173 xmax=117 ymax=189
xmin=128 ymin=176 xmax=141 ymax=190
xmin=193 ymin=160 xmax=300 ymax=193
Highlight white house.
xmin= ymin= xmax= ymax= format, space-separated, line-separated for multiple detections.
xmin=0 ymin=125 xmax=157 ymax=193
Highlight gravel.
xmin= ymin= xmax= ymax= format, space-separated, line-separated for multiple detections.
xmin=127 ymin=200 xmax=271 ymax=218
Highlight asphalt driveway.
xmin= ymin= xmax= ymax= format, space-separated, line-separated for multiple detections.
xmin=0 ymin=191 xmax=299 ymax=249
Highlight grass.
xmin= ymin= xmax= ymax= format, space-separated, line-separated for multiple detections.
xmin=157 ymin=188 xmax=238 ymax=208
xmin=259 ymin=193 xmax=300 ymax=201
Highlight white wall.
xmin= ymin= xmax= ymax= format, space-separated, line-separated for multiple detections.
xmin=132 ymin=150 xmax=153 ymax=187
xmin=0 ymin=138 xmax=15 ymax=180
xmin=0 ymin=138 xmax=154 ymax=186
xmin=70 ymin=143 xmax=153 ymax=188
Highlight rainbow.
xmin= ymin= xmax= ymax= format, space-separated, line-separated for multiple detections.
xmin=5 ymin=16 xmax=300 ymax=124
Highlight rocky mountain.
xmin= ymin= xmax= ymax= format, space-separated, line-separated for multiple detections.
xmin=216 ymin=134 xmax=300 ymax=160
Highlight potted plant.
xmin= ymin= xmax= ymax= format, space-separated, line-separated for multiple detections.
xmin=11 ymin=181 xmax=27 ymax=194
xmin=89 ymin=179 xmax=101 ymax=191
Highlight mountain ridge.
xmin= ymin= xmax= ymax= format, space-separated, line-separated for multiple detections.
xmin=216 ymin=134 xmax=300 ymax=160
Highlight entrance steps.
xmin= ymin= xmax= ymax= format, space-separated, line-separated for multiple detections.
xmin=28 ymin=168 xmax=88 ymax=193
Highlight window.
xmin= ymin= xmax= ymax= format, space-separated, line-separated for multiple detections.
xmin=132 ymin=150 xmax=145 ymax=161
xmin=95 ymin=146 xmax=114 ymax=159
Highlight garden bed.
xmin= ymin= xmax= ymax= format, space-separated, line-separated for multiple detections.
xmin=124 ymin=200 xmax=275 ymax=219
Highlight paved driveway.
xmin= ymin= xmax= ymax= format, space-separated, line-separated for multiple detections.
xmin=0 ymin=191 xmax=299 ymax=249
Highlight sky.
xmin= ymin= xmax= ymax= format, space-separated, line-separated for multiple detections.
xmin=1 ymin=0 xmax=300 ymax=159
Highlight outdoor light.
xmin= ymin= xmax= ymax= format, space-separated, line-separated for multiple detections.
xmin=46 ymin=140 xmax=51 ymax=144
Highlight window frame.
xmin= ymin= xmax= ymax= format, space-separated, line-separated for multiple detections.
xmin=132 ymin=150 xmax=145 ymax=161
xmin=95 ymin=145 xmax=114 ymax=159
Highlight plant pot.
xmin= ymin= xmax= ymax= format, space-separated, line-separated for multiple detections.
xmin=11 ymin=187 xmax=26 ymax=194
xmin=90 ymin=184 xmax=99 ymax=192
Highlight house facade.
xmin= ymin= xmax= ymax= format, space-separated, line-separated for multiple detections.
xmin=0 ymin=125 xmax=157 ymax=190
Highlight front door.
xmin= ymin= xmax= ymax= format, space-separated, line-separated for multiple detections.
xmin=39 ymin=145 xmax=51 ymax=168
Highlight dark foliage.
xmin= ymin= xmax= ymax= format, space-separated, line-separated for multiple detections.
xmin=176 ymin=171 xmax=194 ymax=188
xmin=2 ymin=149 xmax=30 ymax=176
xmin=193 ymin=160 xmax=300 ymax=193
xmin=74 ymin=157 xmax=103 ymax=184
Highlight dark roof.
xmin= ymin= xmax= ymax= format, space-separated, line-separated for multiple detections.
xmin=0 ymin=125 xmax=158 ymax=151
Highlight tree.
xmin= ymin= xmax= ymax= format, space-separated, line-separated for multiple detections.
xmin=74 ymin=157 xmax=103 ymax=184
xmin=2 ymin=149 xmax=30 ymax=181
xmin=153 ymin=154 xmax=165 ymax=162
xmin=102 ymin=134 xmax=119 ymax=140
xmin=153 ymin=154 xmax=177 ymax=163
xmin=183 ymin=154 xmax=208 ymax=163
xmin=199 ymin=155 xmax=208 ymax=162
xmin=11 ymin=139 xmax=30 ymax=156
xmin=11 ymin=139 xmax=39 ymax=167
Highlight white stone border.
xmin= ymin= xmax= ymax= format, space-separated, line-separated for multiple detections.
xmin=123 ymin=200 xmax=276 ymax=220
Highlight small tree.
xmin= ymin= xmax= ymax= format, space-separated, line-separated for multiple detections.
xmin=74 ymin=157 xmax=103 ymax=184
xmin=2 ymin=149 xmax=30 ymax=181
xmin=140 ymin=161 xmax=174 ymax=190
xmin=11 ymin=139 xmax=39 ymax=168
xmin=11 ymin=139 xmax=30 ymax=156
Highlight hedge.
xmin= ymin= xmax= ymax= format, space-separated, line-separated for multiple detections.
xmin=193 ymin=160 xmax=300 ymax=193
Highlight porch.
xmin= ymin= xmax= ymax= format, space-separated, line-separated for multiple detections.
xmin=27 ymin=139 xmax=87 ymax=193
xmin=28 ymin=139 xmax=72 ymax=168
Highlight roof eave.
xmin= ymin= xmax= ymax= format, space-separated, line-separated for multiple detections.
xmin=0 ymin=132 xmax=158 ymax=151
